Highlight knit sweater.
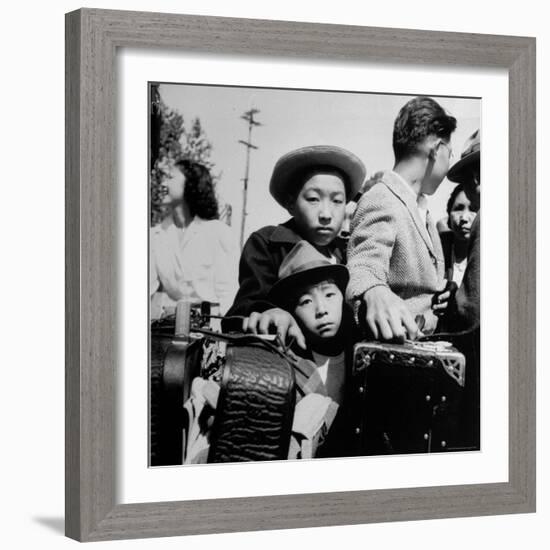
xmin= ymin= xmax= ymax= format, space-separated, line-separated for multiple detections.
xmin=346 ymin=170 xmax=445 ymax=333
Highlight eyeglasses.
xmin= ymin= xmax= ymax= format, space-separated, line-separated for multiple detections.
xmin=438 ymin=140 xmax=454 ymax=160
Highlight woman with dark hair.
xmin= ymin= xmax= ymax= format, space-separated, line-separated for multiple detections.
xmin=150 ymin=159 xmax=238 ymax=319
xmin=440 ymin=182 xmax=479 ymax=286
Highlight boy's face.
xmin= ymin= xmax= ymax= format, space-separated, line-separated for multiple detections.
xmin=288 ymin=173 xmax=346 ymax=247
xmin=293 ymin=280 xmax=343 ymax=340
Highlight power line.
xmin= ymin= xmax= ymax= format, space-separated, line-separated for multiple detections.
xmin=238 ymin=108 xmax=262 ymax=250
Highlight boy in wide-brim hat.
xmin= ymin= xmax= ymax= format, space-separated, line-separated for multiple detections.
xmin=224 ymin=145 xmax=365 ymax=347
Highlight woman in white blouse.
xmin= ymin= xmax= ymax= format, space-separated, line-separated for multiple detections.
xmin=150 ymin=159 xmax=239 ymax=320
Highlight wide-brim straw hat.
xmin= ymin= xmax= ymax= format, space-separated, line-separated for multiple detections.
xmin=447 ymin=130 xmax=480 ymax=184
xmin=268 ymin=240 xmax=349 ymax=307
xmin=269 ymin=145 xmax=366 ymax=207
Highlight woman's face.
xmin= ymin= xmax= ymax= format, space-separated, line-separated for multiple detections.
xmin=448 ymin=190 xmax=478 ymax=242
xmin=161 ymin=165 xmax=186 ymax=204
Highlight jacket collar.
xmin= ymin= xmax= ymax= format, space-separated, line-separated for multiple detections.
xmin=382 ymin=171 xmax=436 ymax=257
xmin=269 ymin=218 xmax=303 ymax=244
xmin=178 ymin=216 xmax=204 ymax=250
xmin=269 ymin=218 xmax=346 ymax=261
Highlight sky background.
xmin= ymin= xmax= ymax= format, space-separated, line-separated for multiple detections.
xmin=159 ymin=83 xmax=480 ymax=246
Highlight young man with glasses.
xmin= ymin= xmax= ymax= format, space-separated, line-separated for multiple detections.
xmin=346 ymin=96 xmax=457 ymax=341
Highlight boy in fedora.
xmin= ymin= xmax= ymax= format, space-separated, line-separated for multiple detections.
xmin=346 ymin=96 xmax=457 ymax=341
xmin=224 ymin=145 xmax=366 ymax=348
xmin=267 ymin=240 xmax=356 ymax=458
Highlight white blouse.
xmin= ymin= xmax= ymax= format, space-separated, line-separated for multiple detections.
xmin=150 ymin=217 xmax=239 ymax=319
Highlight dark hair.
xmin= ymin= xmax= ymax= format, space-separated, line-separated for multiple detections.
xmin=283 ymin=165 xmax=349 ymax=207
xmin=446 ymin=183 xmax=480 ymax=221
xmin=392 ymin=96 xmax=457 ymax=162
xmin=175 ymin=159 xmax=219 ymax=220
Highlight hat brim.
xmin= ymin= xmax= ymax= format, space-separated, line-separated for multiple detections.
xmin=268 ymin=264 xmax=349 ymax=309
xmin=269 ymin=146 xmax=366 ymax=207
xmin=447 ymin=150 xmax=480 ymax=184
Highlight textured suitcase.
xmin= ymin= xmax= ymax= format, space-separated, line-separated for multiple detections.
xmin=208 ymin=339 xmax=296 ymax=463
xmin=351 ymin=340 xmax=467 ymax=455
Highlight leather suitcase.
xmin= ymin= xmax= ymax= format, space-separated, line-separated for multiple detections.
xmin=151 ymin=307 xmax=296 ymax=465
xmin=350 ymin=340 xmax=468 ymax=455
xmin=208 ymin=340 xmax=295 ymax=463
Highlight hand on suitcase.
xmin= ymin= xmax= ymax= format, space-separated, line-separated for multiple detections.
xmin=242 ymin=308 xmax=307 ymax=350
xmin=362 ymin=286 xmax=419 ymax=342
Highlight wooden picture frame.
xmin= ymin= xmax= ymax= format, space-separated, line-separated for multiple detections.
xmin=65 ymin=8 xmax=536 ymax=542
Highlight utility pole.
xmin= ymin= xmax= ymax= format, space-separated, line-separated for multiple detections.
xmin=238 ymin=108 xmax=262 ymax=249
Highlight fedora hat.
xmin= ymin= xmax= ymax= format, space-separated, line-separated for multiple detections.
xmin=447 ymin=130 xmax=480 ymax=184
xmin=269 ymin=145 xmax=366 ymax=207
xmin=268 ymin=240 xmax=349 ymax=307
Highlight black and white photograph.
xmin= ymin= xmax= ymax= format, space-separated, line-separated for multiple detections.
xmin=149 ymin=83 xmax=481 ymax=466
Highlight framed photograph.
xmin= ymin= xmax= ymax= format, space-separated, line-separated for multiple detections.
xmin=65 ymin=8 xmax=535 ymax=542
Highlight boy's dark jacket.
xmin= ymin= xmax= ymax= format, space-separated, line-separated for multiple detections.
xmin=223 ymin=218 xmax=347 ymax=330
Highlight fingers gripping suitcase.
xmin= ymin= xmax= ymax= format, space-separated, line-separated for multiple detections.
xmin=351 ymin=340 xmax=466 ymax=455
